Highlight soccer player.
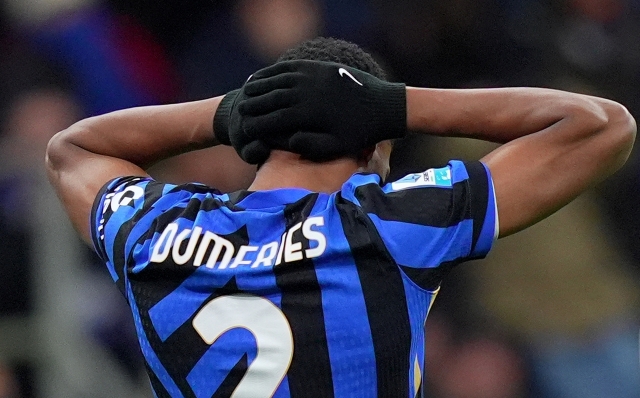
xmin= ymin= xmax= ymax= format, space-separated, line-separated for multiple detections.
xmin=45 ymin=38 xmax=635 ymax=397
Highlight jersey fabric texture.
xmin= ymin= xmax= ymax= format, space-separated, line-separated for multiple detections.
xmin=90 ymin=160 xmax=498 ymax=398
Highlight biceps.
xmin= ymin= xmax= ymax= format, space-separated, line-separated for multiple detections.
xmin=482 ymin=128 xmax=611 ymax=238
xmin=47 ymin=147 xmax=148 ymax=245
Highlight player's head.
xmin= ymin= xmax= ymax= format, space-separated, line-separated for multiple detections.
xmin=276 ymin=37 xmax=393 ymax=180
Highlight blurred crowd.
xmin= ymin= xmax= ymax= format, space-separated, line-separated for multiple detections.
xmin=0 ymin=0 xmax=639 ymax=397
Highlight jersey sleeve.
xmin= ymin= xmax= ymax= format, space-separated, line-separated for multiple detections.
xmin=90 ymin=176 xmax=220 ymax=289
xmin=345 ymin=160 xmax=498 ymax=290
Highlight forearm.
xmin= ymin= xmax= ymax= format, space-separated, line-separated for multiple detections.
xmin=407 ymin=86 xmax=636 ymax=237
xmin=55 ymin=96 xmax=224 ymax=168
xmin=45 ymin=96 xmax=227 ymax=244
xmin=405 ymin=87 xmax=609 ymax=143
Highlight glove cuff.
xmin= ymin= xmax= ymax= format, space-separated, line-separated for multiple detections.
xmin=369 ymin=82 xmax=407 ymax=143
xmin=213 ymin=89 xmax=240 ymax=145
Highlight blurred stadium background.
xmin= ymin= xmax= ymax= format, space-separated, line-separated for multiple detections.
xmin=0 ymin=0 xmax=639 ymax=397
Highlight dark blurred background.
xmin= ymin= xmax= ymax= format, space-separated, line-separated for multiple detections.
xmin=0 ymin=0 xmax=639 ymax=397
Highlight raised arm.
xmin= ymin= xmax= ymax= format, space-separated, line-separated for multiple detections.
xmin=45 ymin=96 xmax=233 ymax=244
xmin=406 ymin=87 xmax=636 ymax=237
xmin=229 ymin=60 xmax=635 ymax=238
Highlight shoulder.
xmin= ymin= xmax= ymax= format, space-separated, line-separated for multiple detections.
xmin=91 ymin=177 xmax=225 ymax=253
xmin=340 ymin=160 xmax=489 ymax=206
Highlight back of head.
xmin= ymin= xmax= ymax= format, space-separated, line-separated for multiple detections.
xmin=251 ymin=38 xmax=388 ymax=169
xmin=265 ymin=37 xmax=389 ymax=165
xmin=278 ymin=37 xmax=387 ymax=81
xmin=251 ymin=38 xmax=391 ymax=191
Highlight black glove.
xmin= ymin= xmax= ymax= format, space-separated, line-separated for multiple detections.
xmin=212 ymin=89 xmax=240 ymax=146
xmin=213 ymin=88 xmax=276 ymax=163
xmin=235 ymin=60 xmax=407 ymax=163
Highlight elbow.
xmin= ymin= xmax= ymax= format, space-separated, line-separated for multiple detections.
xmin=45 ymin=128 xmax=76 ymax=175
xmin=600 ymin=101 xmax=636 ymax=170
xmin=563 ymin=97 xmax=636 ymax=175
xmin=614 ymin=103 xmax=636 ymax=152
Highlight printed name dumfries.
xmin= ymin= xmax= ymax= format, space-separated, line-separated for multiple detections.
xmin=150 ymin=217 xmax=327 ymax=269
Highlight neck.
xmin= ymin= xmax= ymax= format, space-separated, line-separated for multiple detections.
xmin=248 ymin=150 xmax=361 ymax=193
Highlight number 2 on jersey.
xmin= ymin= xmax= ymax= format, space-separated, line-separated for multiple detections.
xmin=193 ymin=294 xmax=294 ymax=398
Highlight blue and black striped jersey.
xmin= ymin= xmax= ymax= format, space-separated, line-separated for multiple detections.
xmin=91 ymin=160 xmax=498 ymax=398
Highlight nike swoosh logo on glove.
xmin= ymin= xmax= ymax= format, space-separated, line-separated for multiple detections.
xmin=338 ymin=68 xmax=363 ymax=86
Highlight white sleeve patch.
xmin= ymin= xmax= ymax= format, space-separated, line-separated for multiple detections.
xmin=390 ymin=167 xmax=452 ymax=191
xmin=109 ymin=185 xmax=145 ymax=212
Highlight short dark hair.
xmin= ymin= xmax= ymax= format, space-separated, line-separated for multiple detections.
xmin=277 ymin=37 xmax=387 ymax=81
